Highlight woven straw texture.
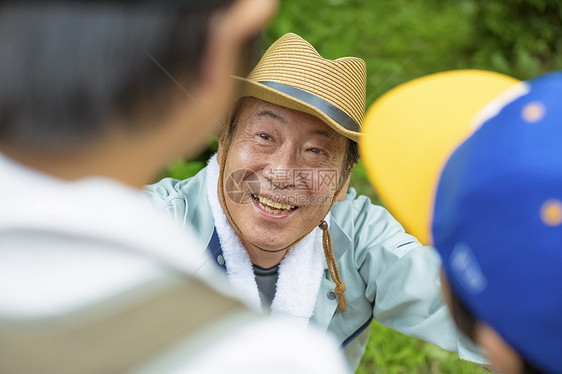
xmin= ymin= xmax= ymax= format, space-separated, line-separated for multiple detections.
xmin=247 ymin=33 xmax=366 ymax=129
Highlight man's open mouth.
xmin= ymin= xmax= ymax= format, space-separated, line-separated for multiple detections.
xmin=251 ymin=194 xmax=297 ymax=215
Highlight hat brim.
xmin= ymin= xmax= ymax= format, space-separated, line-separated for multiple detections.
xmin=233 ymin=76 xmax=361 ymax=143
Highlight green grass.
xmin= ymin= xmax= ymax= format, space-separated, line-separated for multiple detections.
xmin=264 ymin=0 xmax=480 ymax=108
xmin=358 ymin=321 xmax=486 ymax=374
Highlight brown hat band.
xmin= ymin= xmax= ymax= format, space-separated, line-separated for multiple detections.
xmin=259 ymin=81 xmax=360 ymax=133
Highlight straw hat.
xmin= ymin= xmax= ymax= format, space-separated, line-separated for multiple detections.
xmin=234 ymin=33 xmax=366 ymax=142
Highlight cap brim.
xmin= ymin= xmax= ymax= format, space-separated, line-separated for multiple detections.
xmin=233 ymin=76 xmax=361 ymax=143
xmin=360 ymin=69 xmax=519 ymax=245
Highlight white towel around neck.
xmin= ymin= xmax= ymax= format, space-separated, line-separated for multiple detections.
xmin=206 ymin=154 xmax=327 ymax=326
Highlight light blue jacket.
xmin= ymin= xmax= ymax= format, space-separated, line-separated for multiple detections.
xmin=146 ymin=166 xmax=483 ymax=371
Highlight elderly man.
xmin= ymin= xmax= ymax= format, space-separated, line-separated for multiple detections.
xmin=147 ymin=33 xmax=483 ymax=370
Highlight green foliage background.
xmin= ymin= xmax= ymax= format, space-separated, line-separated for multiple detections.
xmin=162 ymin=1 xmax=561 ymax=372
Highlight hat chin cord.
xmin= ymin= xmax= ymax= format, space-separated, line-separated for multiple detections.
xmin=218 ymin=148 xmax=347 ymax=312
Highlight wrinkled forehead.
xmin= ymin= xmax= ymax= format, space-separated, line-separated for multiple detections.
xmin=232 ymin=97 xmax=346 ymax=145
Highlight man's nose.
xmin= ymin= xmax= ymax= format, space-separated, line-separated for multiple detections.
xmin=261 ymin=150 xmax=296 ymax=190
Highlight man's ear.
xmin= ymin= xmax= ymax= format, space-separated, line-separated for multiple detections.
xmin=475 ymin=323 xmax=524 ymax=374
xmin=335 ymin=174 xmax=351 ymax=202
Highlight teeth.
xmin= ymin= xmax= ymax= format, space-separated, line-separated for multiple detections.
xmin=256 ymin=195 xmax=295 ymax=213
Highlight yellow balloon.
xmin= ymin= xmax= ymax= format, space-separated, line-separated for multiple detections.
xmin=360 ymin=70 xmax=519 ymax=245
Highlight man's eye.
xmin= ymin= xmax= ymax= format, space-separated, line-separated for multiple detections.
xmin=259 ymin=133 xmax=271 ymax=140
xmin=309 ymin=148 xmax=322 ymax=154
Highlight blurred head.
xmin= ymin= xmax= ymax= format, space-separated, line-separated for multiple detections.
xmin=432 ymin=72 xmax=562 ymax=374
xmin=0 ymin=0 xmax=277 ymax=185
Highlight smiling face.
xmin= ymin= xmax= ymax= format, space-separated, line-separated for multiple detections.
xmin=218 ymin=98 xmax=350 ymax=253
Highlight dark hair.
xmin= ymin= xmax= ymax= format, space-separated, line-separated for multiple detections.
xmin=342 ymin=138 xmax=359 ymax=184
xmin=448 ymin=286 xmax=543 ymax=374
xmin=0 ymin=1 xmax=234 ymax=150
xmin=223 ymin=97 xmax=360 ymax=187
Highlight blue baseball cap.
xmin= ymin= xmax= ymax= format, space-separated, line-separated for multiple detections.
xmin=432 ymin=71 xmax=562 ymax=373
